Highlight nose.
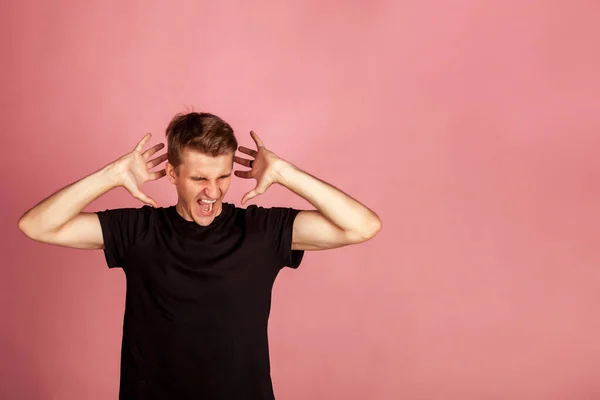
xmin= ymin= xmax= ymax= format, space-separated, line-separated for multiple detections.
xmin=205 ymin=180 xmax=222 ymax=199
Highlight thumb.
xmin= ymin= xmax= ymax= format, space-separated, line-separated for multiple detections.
xmin=241 ymin=188 xmax=260 ymax=205
xmin=134 ymin=190 xmax=158 ymax=208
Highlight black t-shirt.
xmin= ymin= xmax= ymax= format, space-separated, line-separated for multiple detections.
xmin=96 ymin=203 xmax=304 ymax=400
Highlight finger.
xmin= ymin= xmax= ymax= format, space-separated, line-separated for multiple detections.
xmin=135 ymin=133 xmax=152 ymax=152
xmin=147 ymin=153 xmax=168 ymax=168
xmin=241 ymin=189 xmax=259 ymax=205
xmin=234 ymin=170 xmax=252 ymax=179
xmin=238 ymin=146 xmax=257 ymax=157
xmin=143 ymin=143 xmax=165 ymax=160
xmin=149 ymin=169 xmax=166 ymax=180
xmin=250 ymin=131 xmax=265 ymax=148
xmin=135 ymin=191 xmax=158 ymax=208
xmin=233 ymin=155 xmax=253 ymax=168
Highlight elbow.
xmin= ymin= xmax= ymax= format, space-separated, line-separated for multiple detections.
xmin=364 ymin=216 xmax=382 ymax=240
xmin=17 ymin=214 xmax=42 ymax=241
xmin=17 ymin=215 xmax=33 ymax=238
xmin=348 ymin=216 xmax=382 ymax=244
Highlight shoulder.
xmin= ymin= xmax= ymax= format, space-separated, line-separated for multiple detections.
xmin=239 ymin=204 xmax=303 ymax=231
xmin=94 ymin=205 xmax=165 ymax=268
xmin=241 ymin=204 xmax=301 ymax=218
xmin=236 ymin=204 xmax=305 ymax=268
xmin=96 ymin=204 xmax=158 ymax=218
xmin=95 ymin=205 xmax=164 ymax=228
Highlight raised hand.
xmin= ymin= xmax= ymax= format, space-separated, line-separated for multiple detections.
xmin=234 ymin=131 xmax=286 ymax=205
xmin=113 ymin=133 xmax=168 ymax=207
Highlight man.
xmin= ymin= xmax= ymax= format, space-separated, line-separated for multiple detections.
xmin=18 ymin=112 xmax=382 ymax=399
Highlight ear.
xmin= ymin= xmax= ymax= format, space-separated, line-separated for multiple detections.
xmin=165 ymin=162 xmax=178 ymax=184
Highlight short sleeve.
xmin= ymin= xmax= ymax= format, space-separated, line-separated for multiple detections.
xmin=95 ymin=206 xmax=152 ymax=269
xmin=247 ymin=205 xmax=305 ymax=269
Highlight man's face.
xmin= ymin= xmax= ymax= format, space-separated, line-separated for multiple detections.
xmin=166 ymin=148 xmax=234 ymax=226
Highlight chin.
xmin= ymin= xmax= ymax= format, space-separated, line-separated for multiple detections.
xmin=193 ymin=212 xmax=215 ymax=226
xmin=194 ymin=217 xmax=214 ymax=227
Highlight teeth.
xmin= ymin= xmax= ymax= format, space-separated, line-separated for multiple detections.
xmin=199 ymin=199 xmax=215 ymax=213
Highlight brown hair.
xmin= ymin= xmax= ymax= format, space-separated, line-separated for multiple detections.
xmin=166 ymin=112 xmax=238 ymax=167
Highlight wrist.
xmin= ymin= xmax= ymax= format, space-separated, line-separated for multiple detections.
xmin=272 ymin=159 xmax=296 ymax=186
xmin=101 ymin=161 xmax=126 ymax=188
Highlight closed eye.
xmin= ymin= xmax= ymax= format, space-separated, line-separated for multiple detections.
xmin=190 ymin=173 xmax=231 ymax=181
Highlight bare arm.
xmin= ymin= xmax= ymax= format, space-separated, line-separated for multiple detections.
xmin=234 ymin=131 xmax=382 ymax=251
xmin=276 ymin=164 xmax=382 ymax=250
xmin=17 ymin=133 xmax=167 ymax=249
xmin=18 ymin=166 xmax=121 ymax=249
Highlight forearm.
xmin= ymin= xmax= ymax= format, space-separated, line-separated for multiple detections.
xmin=18 ymin=163 xmax=121 ymax=238
xmin=275 ymin=161 xmax=381 ymax=236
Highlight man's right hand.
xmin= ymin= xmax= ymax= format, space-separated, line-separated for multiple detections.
xmin=111 ymin=133 xmax=168 ymax=208
xmin=18 ymin=133 xmax=168 ymax=249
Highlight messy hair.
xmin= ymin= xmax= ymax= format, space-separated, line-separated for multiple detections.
xmin=166 ymin=112 xmax=238 ymax=168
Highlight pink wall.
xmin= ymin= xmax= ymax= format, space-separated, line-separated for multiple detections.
xmin=3 ymin=1 xmax=600 ymax=398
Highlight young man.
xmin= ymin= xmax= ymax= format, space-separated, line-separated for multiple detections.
xmin=18 ymin=112 xmax=382 ymax=400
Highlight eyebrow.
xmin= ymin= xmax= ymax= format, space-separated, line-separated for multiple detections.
xmin=190 ymin=173 xmax=232 ymax=180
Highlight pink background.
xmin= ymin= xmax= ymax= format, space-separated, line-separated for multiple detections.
xmin=3 ymin=1 xmax=600 ymax=398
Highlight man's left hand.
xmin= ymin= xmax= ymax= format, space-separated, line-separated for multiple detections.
xmin=234 ymin=131 xmax=288 ymax=205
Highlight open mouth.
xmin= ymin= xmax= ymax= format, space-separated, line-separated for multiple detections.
xmin=198 ymin=198 xmax=217 ymax=215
